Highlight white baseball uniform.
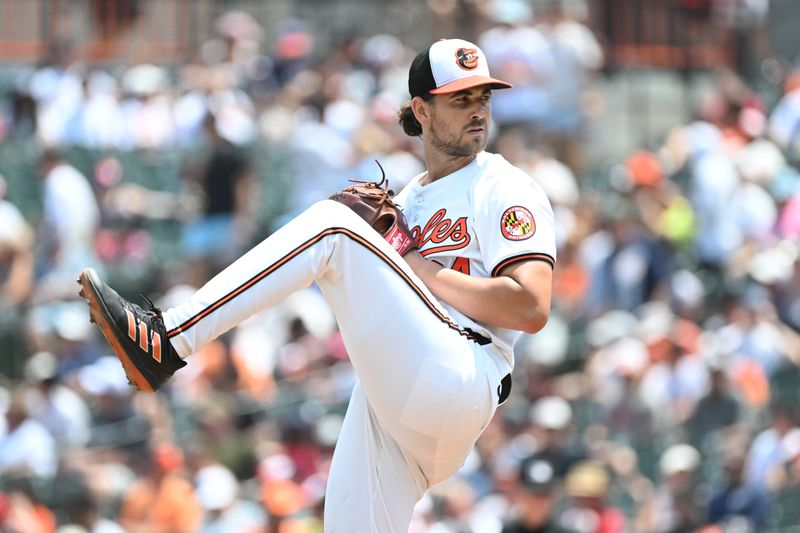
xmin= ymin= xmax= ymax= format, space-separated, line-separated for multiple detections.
xmin=158 ymin=149 xmax=555 ymax=531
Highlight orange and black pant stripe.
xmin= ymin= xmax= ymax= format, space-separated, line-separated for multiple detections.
xmin=166 ymin=228 xmax=488 ymax=345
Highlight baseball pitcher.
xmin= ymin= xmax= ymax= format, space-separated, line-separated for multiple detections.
xmin=78 ymin=38 xmax=556 ymax=532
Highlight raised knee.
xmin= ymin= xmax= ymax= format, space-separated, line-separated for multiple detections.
xmin=310 ymin=199 xmax=370 ymax=231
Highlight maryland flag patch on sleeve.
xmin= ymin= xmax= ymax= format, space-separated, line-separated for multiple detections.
xmin=500 ymin=206 xmax=536 ymax=241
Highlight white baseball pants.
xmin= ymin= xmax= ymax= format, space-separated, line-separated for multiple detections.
xmin=162 ymin=200 xmax=504 ymax=532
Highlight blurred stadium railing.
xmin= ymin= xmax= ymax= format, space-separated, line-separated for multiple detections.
xmin=1 ymin=0 xmax=799 ymax=70
xmin=0 ymin=0 xmax=433 ymax=65
xmin=0 ymin=0 xmax=757 ymax=69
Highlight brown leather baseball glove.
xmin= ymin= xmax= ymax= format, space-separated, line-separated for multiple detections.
xmin=330 ymin=161 xmax=417 ymax=256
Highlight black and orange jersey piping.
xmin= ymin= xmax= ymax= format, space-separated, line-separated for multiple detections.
xmin=165 ymin=227 xmax=491 ymax=346
xmin=490 ymin=252 xmax=555 ymax=278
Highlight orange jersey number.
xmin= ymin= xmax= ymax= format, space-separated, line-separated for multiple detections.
xmin=451 ymin=256 xmax=470 ymax=275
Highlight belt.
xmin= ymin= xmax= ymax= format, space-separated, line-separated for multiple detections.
xmin=464 ymin=328 xmax=511 ymax=404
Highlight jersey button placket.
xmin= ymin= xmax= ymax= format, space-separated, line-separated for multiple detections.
xmin=412 ymin=195 xmax=423 ymax=223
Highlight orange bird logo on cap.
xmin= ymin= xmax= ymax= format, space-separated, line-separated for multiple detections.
xmin=455 ymin=48 xmax=479 ymax=70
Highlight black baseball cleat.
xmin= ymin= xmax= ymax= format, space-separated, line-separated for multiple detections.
xmin=77 ymin=268 xmax=186 ymax=392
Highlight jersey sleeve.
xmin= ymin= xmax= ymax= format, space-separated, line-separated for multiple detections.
xmin=472 ymin=170 xmax=557 ymax=277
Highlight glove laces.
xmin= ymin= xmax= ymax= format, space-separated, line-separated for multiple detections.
xmin=345 ymin=160 xmax=391 ymax=204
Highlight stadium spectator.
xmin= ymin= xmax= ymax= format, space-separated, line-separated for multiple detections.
xmin=708 ymin=449 xmax=769 ymax=530
xmin=180 ymin=112 xmax=256 ymax=283
xmin=638 ymin=444 xmax=704 ymax=533
xmin=559 ymin=460 xmax=626 ymax=533
xmin=0 ymin=176 xmax=35 ymax=378
xmin=194 ymin=463 xmax=267 ymax=532
xmin=502 ymin=453 xmax=573 ymax=533
xmin=23 ymin=350 xmax=91 ymax=449
xmin=118 ymin=443 xmax=202 ymax=533
xmin=685 ymin=363 xmax=741 ymax=450
xmin=745 ymin=402 xmax=800 ymax=489
xmin=0 ymin=391 xmax=58 ymax=479
xmin=32 ymin=149 xmax=101 ymax=303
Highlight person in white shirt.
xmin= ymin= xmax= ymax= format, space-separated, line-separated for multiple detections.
xmin=36 ymin=149 xmax=101 ymax=302
xmin=0 ymin=392 xmax=58 ymax=479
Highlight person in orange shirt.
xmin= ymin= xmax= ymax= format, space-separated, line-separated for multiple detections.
xmin=119 ymin=443 xmax=202 ymax=533
xmin=0 ymin=486 xmax=56 ymax=533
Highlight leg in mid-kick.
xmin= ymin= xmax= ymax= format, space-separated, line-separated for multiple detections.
xmin=78 ymin=200 xmax=499 ymax=532
xmin=159 ymin=200 xmax=498 ymax=469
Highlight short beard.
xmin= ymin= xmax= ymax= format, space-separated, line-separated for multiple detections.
xmin=429 ymin=119 xmax=485 ymax=158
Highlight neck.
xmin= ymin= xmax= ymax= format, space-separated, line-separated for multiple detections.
xmin=422 ymin=147 xmax=478 ymax=184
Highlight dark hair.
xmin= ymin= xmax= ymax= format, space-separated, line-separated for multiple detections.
xmin=397 ymin=95 xmax=433 ymax=137
xmin=39 ymin=147 xmax=64 ymax=165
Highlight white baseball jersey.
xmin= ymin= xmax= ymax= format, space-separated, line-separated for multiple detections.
xmin=394 ymin=150 xmax=557 ymax=372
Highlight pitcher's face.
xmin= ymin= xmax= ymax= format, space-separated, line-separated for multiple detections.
xmin=426 ymin=86 xmax=491 ymax=157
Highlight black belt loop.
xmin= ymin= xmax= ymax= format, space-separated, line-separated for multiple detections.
xmin=497 ymin=373 xmax=512 ymax=404
xmin=462 ymin=327 xmax=506 ymax=402
xmin=464 ymin=327 xmax=491 ymax=346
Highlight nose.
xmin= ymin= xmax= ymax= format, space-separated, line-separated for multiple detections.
xmin=470 ymin=100 xmax=488 ymax=121
xmin=470 ymin=105 xmax=486 ymax=121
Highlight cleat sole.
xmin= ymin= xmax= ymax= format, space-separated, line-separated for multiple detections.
xmin=77 ymin=268 xmax=155 ymax=393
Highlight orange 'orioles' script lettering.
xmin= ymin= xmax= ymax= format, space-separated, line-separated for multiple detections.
xmin=411 ymin=209 xmax=471 ymax=257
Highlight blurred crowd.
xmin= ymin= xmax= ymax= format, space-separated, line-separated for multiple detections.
xmin=1 ymin=0 xmax=800 ymax=532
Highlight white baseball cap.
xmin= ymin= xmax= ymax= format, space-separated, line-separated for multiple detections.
xmin=659 ymin=444 xmax=701 ymax=477
xmin=195 ymin=464 xmax=238 ymax=510
xmin=530 ymin=395 xmax=572 ymax=430
xmin=408 ymin=38 xmax=512 ymax=98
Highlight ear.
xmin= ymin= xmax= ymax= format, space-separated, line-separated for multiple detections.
xmin=410 ymin=96 xmax=432 ymax=126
